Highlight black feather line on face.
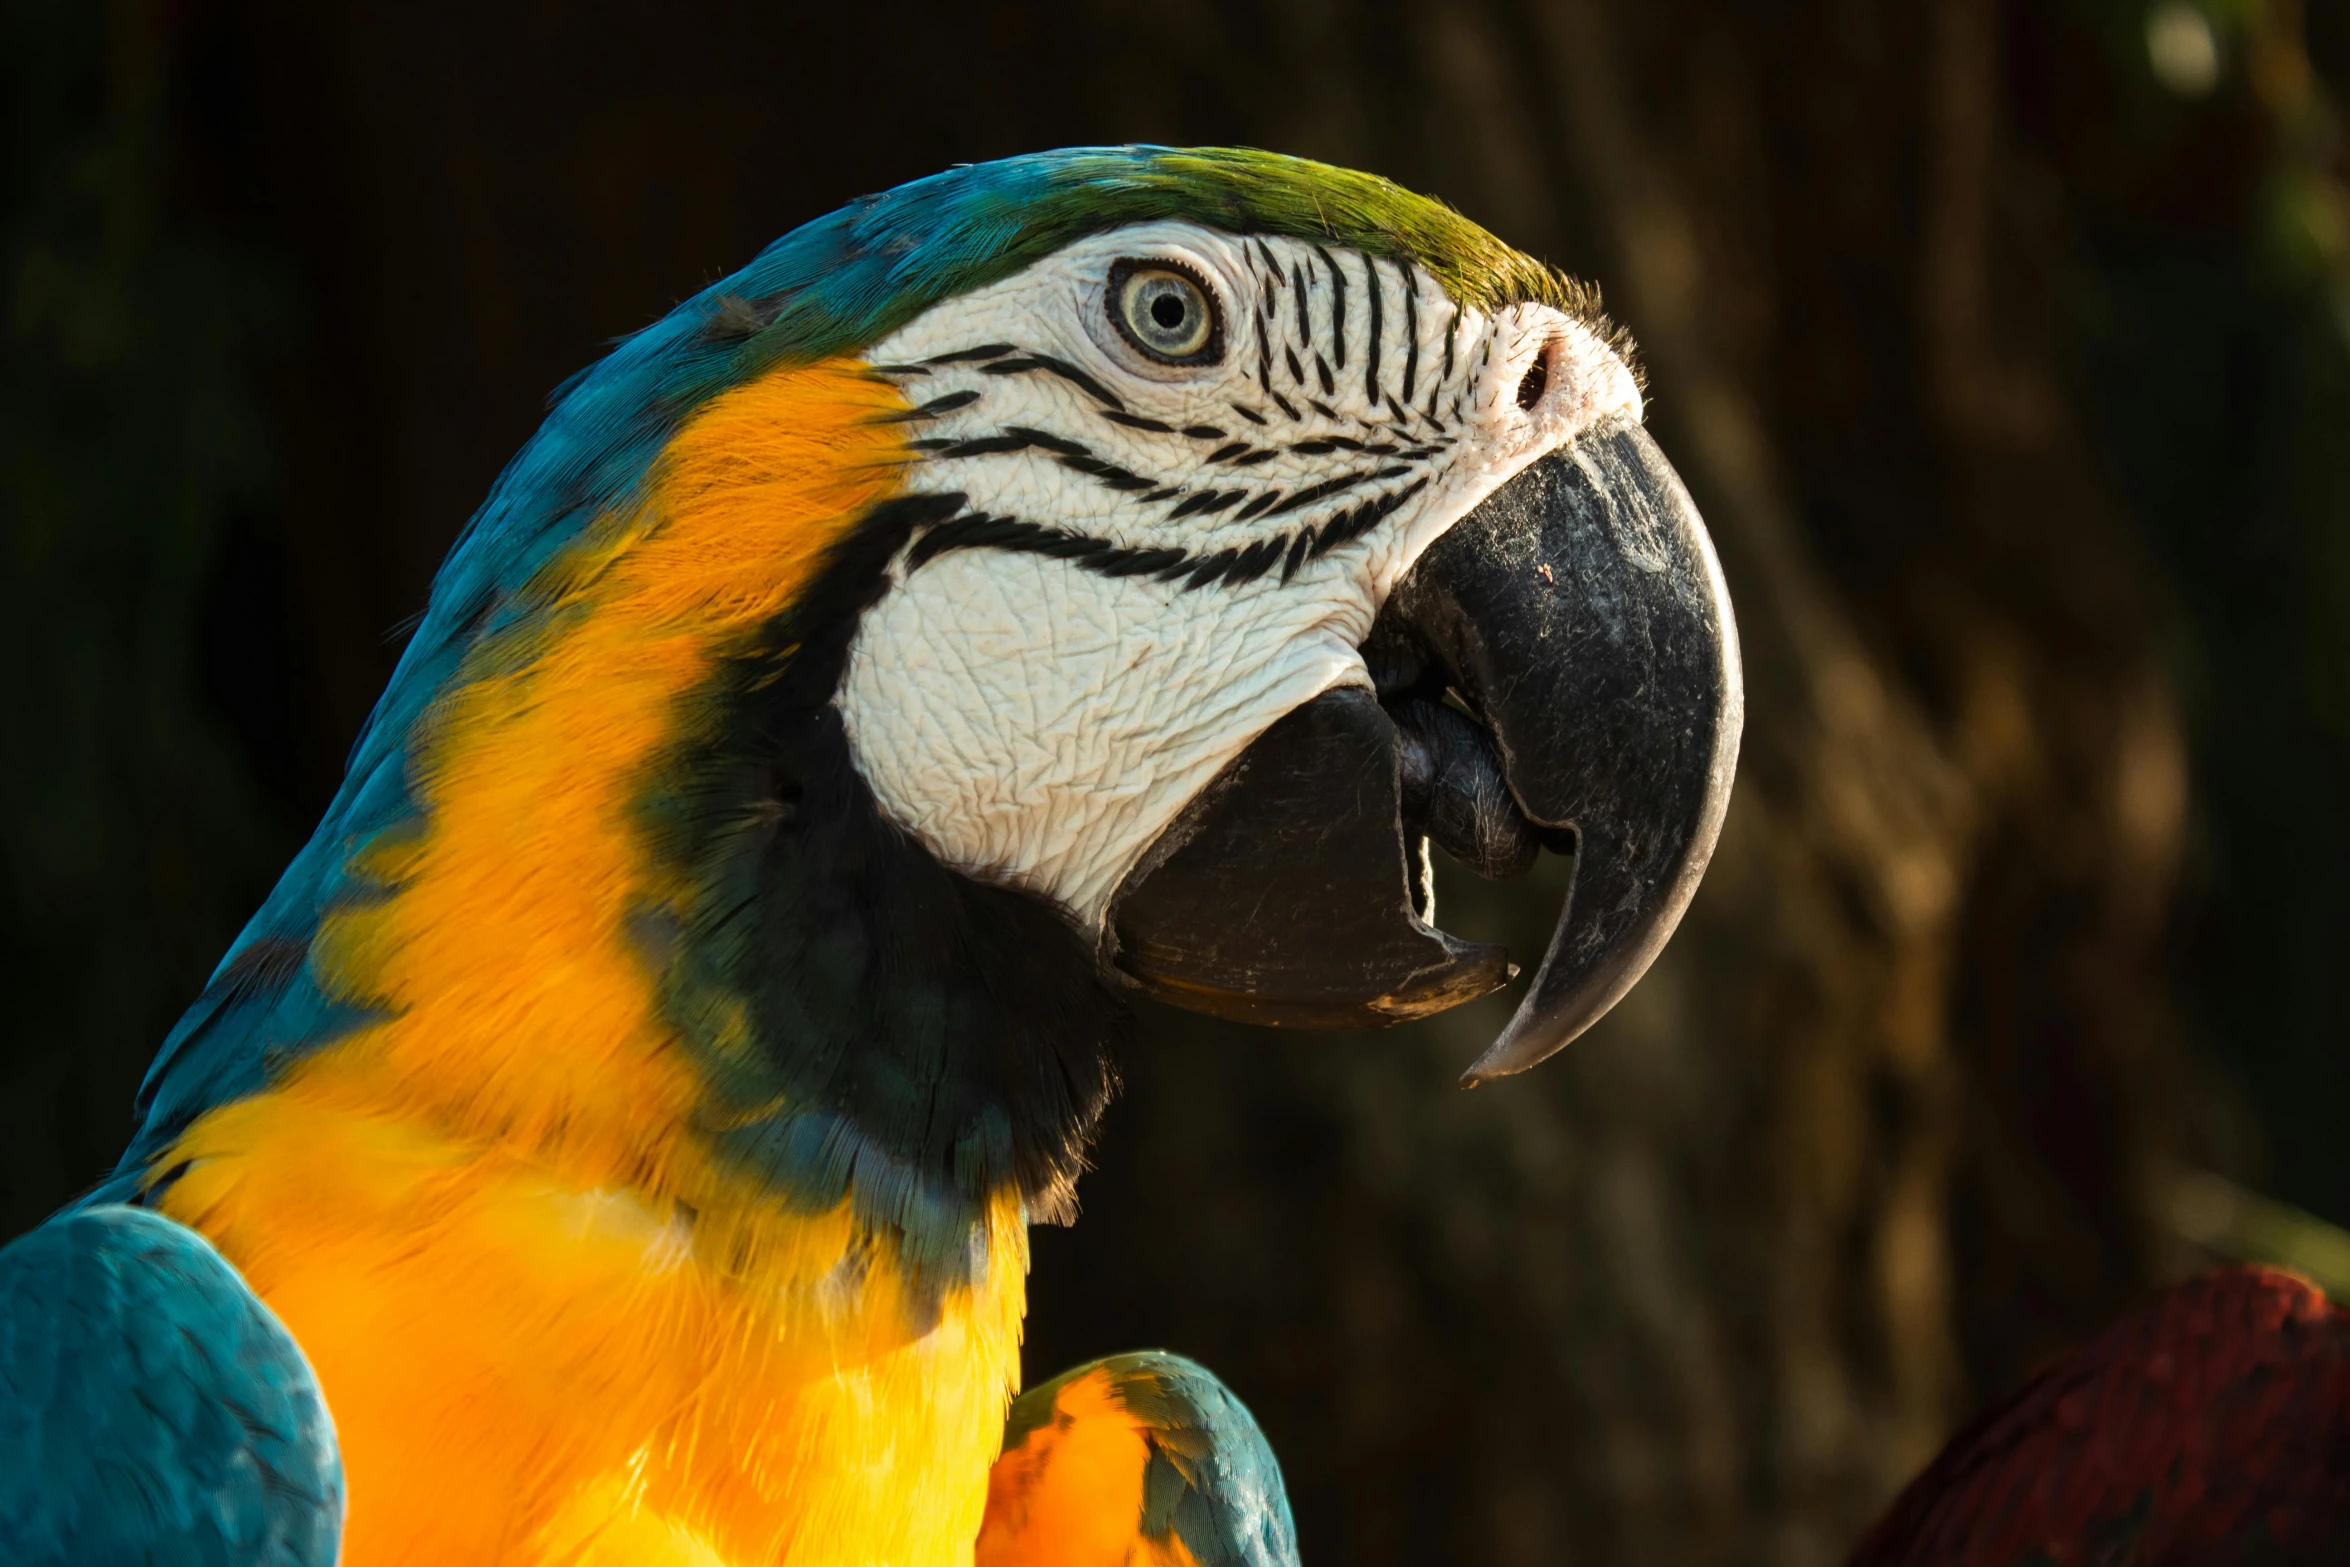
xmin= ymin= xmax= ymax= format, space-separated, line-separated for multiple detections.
xmin=1316 ymin=246 xmax=1347 ymax=370
xmin=868 ymin=342 xmax=1016 ymax=373
xmin=1280 ymin=528 xmax=1316 ymax=582
xmin=1399 ymin=263 xmax=1421 ymax=404
xmin=899 ymin=455 xmax=1435 ymax=603
xmin=981 ymin=353 xmax=1127 ymax=411
xmin=883 ymin=390 xmax=983 ymax=423
xmin=636 ymin=490 xmax=1123 ymax=1288
xmin=1232 ymin=489 xmax=1285 ymax=523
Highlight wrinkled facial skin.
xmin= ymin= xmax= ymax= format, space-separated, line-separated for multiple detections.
xmin=835 ymin=222 xmax=1639 ymax=934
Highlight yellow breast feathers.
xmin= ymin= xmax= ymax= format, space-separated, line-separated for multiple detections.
xmin=155 ymin=359 xmax=1028 ymax=1566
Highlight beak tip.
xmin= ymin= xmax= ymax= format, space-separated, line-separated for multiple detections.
xmin=1456 ymin=1016 xmax=1578 ymax=1088
xmin=1455 ymin=1054 xmax=1537 ymax=1089
xmin=1414 ymin=420 xmax=1738 ymax=1086
xmin=1456 ymin=1053 xmax=1519 ymax=1088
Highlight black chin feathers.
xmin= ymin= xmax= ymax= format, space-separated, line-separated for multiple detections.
xmin=634 ymin=492 xmax=1123 ymax=1281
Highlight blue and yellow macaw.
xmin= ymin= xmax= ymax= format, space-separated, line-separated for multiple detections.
xmin=0 ymin=147 xmax=1740 ymax=1565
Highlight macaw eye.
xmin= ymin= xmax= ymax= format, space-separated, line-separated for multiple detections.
xmin=1109 ymin=260 xmax=1222 ymax=365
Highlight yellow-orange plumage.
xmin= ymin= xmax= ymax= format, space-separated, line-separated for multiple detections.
xmin=155 ymin=359 xmax=1029 ymax=1566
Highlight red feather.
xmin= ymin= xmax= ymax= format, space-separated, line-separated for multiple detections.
xmin=1849 ymin=1267 xmax=2350 ymax=1564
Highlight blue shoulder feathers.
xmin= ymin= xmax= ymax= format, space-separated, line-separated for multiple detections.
xmin=0 ymin=1206 xmax=342 ymax=1567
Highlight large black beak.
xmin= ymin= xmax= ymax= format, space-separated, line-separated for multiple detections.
xmin=1104 ymin=419 xmax=1742 ymax=1084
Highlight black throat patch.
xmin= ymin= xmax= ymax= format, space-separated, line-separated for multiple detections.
xmin=634 ymin=493 xmax=1125 ymax=1286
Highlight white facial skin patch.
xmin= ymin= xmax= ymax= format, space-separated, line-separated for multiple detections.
xmin=837 ymin=222 xmax=1641 ymax=934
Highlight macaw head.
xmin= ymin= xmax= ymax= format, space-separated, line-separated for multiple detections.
xmin=131 ymin=147 xmax=1738 ymax=1259
xmin=813 ymin=151 xmax=1741 ymax=1079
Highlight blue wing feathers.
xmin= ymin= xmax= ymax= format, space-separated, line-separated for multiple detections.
xmin=1116 ymin=1353 xmax=1301 ymax=1567
xmin=0 ymin=1207 xmax=342 ymax=1567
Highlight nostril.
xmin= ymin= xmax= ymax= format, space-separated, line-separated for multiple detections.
xmin=1515 ymin=347 xmax=1551 ymax=411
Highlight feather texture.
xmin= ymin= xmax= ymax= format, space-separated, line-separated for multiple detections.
xmin=1849 ymin=1267 xmax=2350 ymax=1565
xmin=34 ymin=146 xmax=1579 ymax=1567
xmin=111 ymin=149 xmax=1594 ymax=1207
xmin=0 ymin=1207 xmax=341 ymax=1567
xmin=138 ymin=361 xmax=1031 ymax=1564
xmin=980 ymin=1352 xmax=1300 ymax=1567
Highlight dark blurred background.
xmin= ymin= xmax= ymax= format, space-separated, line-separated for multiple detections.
xmin=6 ymin=0 xmax=2348 ymax=1561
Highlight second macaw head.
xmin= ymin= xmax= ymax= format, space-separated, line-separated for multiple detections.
xmin=130 ymin=147 xmax=1739 ymax=1257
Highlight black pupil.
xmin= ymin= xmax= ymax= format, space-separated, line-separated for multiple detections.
xmin=1150 ymin=291 xmax=1187 ymax=330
